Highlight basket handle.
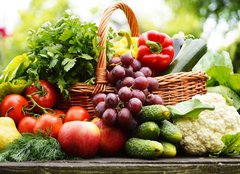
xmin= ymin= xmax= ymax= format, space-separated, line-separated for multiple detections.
xmin=93 ymin=1 xmax=139 ymax=94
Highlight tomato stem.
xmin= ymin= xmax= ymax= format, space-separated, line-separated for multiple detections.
xmin=27 ymin=94 xmax=54 ymax=114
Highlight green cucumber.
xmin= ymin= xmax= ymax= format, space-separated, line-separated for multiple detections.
xmin=159 ymin=120 xmax=182 ymax=143
xmin=125 ymin=138 xmax=163 ymax=159
xmin=163 ymin=38 xmax=207 ymax=74
xmin=133 ymin=121 xmax=160 ymax=140
xmin=160 ymin=141 xmax=177 ymax=157
xmin=140 ymin=105 xmax=170 ymax=123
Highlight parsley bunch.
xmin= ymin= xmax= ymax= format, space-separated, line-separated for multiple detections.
xmin=26 ymin=10 xmax=114 ymax=97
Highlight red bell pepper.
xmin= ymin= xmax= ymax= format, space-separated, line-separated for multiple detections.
xmin=137 ymin=30 xmax=174 ymax=75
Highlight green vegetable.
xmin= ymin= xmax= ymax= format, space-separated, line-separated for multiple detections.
xmin=133 ymin=121 xmax=160 ymax=140
xmin=0 ymin=53 xmax=30 ymax=83
xmin=210 ymin=132 xmax=240 ymax=157
xmin=0 ymin=133 xmax=65 ymax=162
xmin=207 ymin=85 xmax=240 ymax=111
xmin=140 ymin=105 xmax=170 ymax=123
xmin=0 ymin=78 xmax=31 ymax=101
xmin=163 ymin=38 xmax=207 ymax=74
xmin=159 ymin=120 xmax=182 ymax=143
xmin=125 ymin=138 xmax=163 ymax=159
xmin=26 ymin=11 xmax=115 ymax=97
xmin=167 ymin=98 xmax=214 ymax=119
xmin=160 ymin=141 xmax=177 ymax=157
xmin=193 ymin=51 xmax=240 ymax=96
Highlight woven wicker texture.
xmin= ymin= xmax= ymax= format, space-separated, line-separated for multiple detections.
xmin=56 ymin=1 xmax=208 ymax=115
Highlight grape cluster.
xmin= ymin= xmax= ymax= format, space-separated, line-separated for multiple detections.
xmin=93 ymin=53 xmax=163 ymax=129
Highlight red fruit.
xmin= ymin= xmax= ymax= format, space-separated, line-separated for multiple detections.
xmin=58 ymin=121 xmax=100 ymax=158
xmin=0 ymin=94 xmax=28 ymax=125
xmin=64 ymin=106 xmax=90 ymax=122
xmin=33 ymin=113 xmax=63 ymax=139
xmin=25 ymin=80 xmax=57 ymax=113
xmin=94 ymin=119 xmax=127 ymax=156
xmin=18 ymin=116 xmax=37 ymax=133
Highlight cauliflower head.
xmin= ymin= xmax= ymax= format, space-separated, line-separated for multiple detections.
xmin=175 ymin=93 xmax=240 ymax=156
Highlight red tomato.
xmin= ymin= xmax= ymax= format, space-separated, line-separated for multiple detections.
xmin=0 ymin=94 xmax=28 ymax=125
xmin=18 ymin=116 xmax=37 ymax=133
xmin=48 ymin=109 xmax=65 ymax=122
xmin=33 ymin=113 xmax=63 ymax=138
xmin=64 ymin=106 xmax=90 ymax=122
xmin=25 ymin=80 xmax=57 ymax=113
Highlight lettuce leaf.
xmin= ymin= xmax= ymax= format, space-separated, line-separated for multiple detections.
xmin=210 ymin=132 xmax=240 ymax=157
xmin=168 ymin=99 xmax=214 ymax=119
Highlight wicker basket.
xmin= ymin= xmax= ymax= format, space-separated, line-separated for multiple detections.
xmin=56 ymin=1 xmax=208 ymax=114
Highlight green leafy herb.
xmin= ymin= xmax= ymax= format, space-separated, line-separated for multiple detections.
xmin=210 ymin=132 xmax=240 ymax=157
xmin=26 ymin=10 xmax=115 ymax=97
xmin=168 ymin=99 xmax=214 ymax=119
xmin=0 ymin=133 xmax=65 ymax=162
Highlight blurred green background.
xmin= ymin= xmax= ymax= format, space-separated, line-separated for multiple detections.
xmin=0 ymin=0 xmax=239 ymax=72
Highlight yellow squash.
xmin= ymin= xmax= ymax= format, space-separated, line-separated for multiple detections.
xmin=0 ymin=117 xmax=22 ymax=151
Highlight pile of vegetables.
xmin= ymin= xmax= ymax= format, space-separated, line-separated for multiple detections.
xmin=0 ymin=6 xmax=240 ymax=162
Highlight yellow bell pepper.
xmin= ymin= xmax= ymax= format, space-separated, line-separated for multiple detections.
xmin=0 ymin=117 xmax=22 ymax=150
xmin=113 ymin=30 xmax=138 ymax=58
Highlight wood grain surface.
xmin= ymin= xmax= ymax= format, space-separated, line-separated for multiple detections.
xmin=0 ymin=157 xmax=239 ymax=174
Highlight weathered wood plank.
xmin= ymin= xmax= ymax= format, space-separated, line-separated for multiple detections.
xmin=0 ymin=157 xmax=240 ymax=174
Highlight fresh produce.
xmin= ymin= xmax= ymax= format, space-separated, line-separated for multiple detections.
xmin=0 ymin=133 xmax=65 ymax=162
xmin=0 ymin=54 xmax=31 ymax=101
xmin=133 ymin=121 xmax=160 ymax=140
xmin=94 ymin=53 xmax=162 ymax=129
xmin=0 ymin=53 xmax=30 ymax=83
xmin=163 ymin=38 xmax=207 ymax=74
xmin=137 ymin=30 xmax=174 ymax=75
xmin=33 ymin=113 xmax=63 ymax=139
xmin=94 ymin=118 xmax=127 ymax=156
xmin=125 ymin=138 xmax=163 ymax=159
xmin=160 ymin=141 xmax=177 ymax=157
xmin=174 ymin=93 xmax=240 ymax=156
xmin=193 ymin=51 xmax=240 ymax=111
xmin=159 ymin=120 xmax=182 ymax=143
xmin=0 ymin=79 xmax=30 ymax=102
xmin=64 ymin=106 xmax=90 ymax=122
xmin=26 ymin=11 xmax=114 ymax=97
xmin=58 ymin=121 xmax=100 ymax=158
xmin=25 ymin=80 xmax=57 ymax=113
xmin=0 ymin=117 xmax=22 ymax=151
xmin=18 ymin=116 xmax=37 ymax=133
xmin=0 ymin=94 xmax=29 ymax=125
xmin=207 ymin=85 xmax=240 ymax=111
xmin=140 ymin=105 xmax=170 ymax=123
xmin=113 ymin=30 xmax=138 ymax=58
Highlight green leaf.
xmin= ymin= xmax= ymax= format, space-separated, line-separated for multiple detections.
xmin=228 ymin=74 xmax=240 ymax=95
xmin=80 ymin=54 xmax=94 ymax=60
xmin=59 ymin=29 xmax=72 ymax=41
xmin=193 ymin=51 xmax=233 ymax=73
xmin=207 ymin=66 xmax=232 ymax=86
xmin=62 ymin=58 xmax=76 ymax=72
xmin=168 ymin=99 xmax=215 ymax=119
xmin=210 ymin=132 xmax=240 ymax=157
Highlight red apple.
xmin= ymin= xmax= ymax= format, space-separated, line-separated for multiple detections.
xmin=58 ymin=121 xmax=100 ymax=158
xmin=93 ymin=118 xmax=127 ymax=156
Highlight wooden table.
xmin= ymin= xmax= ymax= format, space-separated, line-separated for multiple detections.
xmin=0 ymin=157 xmax=240 ymax=174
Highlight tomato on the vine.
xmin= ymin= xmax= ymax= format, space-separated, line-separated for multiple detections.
xmin=0 ymin=94 xmax=28 ymax=125
xmin=33 ymin=113 xmax=63 ymax=138
xmin=25 ymin=80 xmax=57 ymax=113
xmin=64 ymin=106 xmax=90 ymax=122
xmin=18 ymin=116 xmax=37 ymax=133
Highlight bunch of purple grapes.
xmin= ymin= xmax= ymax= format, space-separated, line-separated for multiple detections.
xmin=93 ymin=53 xmax=163 ymax=129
